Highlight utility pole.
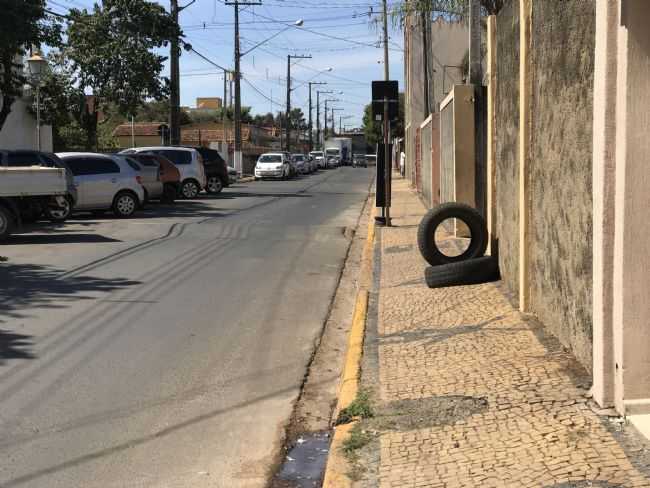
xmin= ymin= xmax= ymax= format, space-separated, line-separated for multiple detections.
xmin=316 ymin=90 xmax=332 ymax=150
xmin=382 ymin=0 xmax=391 ymax=226
xmin=169 ymin=0 xmax=195 ymax=146
xmin=331 ymin=107 xmax=343 ymax=137
xmin=469 ymin=0 xmax=482 ymax=85
xmin=308 ymin=81 xmax=326 ymax=152
xmin=285 ymin=54 xmax=311 ymax=152
xmin=170 ymin=0 xmax=180 ymax=146
xmin=226 ymin=0 xmax=262 ymax=175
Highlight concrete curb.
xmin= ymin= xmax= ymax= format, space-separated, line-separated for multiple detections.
xmin=237 ymin=176 xmax=255 ymax=183
xmin=322 ymin=203 xmax=375 ymax=488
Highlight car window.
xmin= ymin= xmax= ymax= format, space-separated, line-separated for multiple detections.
xmin=125 ymin=158 xmax=142 ymax=172
xmin=259 ymin=155 xmax=282 ymax=163
xmin=137 ymin=156 xmax=159 ymax=167
xmin=7 ymin=152 xmax=41 ymax=167
xmin=89 ymin=157 xmax=121 ymax=174
xmin=63 ymin=157 xmax=90 ymax=176
xmin=39 ymin=154 xmax=61 ymax=168
xmin=155 ymin=150 xmax=192 ymax=165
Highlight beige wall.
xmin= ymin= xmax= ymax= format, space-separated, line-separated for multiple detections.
xmin=0 ymin=98 xmax=52 ymax=151
xmin=612 ymin=0 xmax=650 ymax=414
xmin=430 ymin=18 xmax=469 ymax=109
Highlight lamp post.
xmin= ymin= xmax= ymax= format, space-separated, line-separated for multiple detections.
xmin=27 ymin=51 xmax=48 ymax=151
xmin=316 ymin=90 xmax=333 ymax=150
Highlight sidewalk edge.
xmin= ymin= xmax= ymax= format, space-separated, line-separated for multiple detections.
xmin=322 ymin=203 xmax=375 ymax=488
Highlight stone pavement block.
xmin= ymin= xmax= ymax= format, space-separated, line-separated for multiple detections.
xmin=363 ymin=178 xmax=650 ymax=488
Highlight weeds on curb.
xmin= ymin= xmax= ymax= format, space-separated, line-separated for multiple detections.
xmin=342 ymin=423 xmax=374 ymax=481
xmin=336 ymin=389 xmax=374 ymax=425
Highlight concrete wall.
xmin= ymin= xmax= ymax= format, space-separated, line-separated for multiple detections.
xmin=0 ymin=98 xmax=52 ymax=151
xmin=495 ymin=0 xmax=520 ymax=302
xmin=431 ymin=18 xmax=469 ymax=109
xmin=527 ymin=0 xmax=596 ymax=369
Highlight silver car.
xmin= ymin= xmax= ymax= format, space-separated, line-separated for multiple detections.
xmin=56 ymin=153 xmax=145 ymax=218
xmin=121 ymin=156 xmax=163 ymax=201
xmin=121 ymin=147 xmax=207 ymax=199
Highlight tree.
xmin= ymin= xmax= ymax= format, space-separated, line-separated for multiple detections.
xmin=362 ymin=92 xmax=405 ymax=147
xmin=135 ymin=99 xmax=191 ymax=125
xmin=391 ymin=0 xmax=502 ymax=22
xmin=64 ymin=0 xmax=182 ymax=149
xmin=0 ymin=0 xmax=61 ymax=132
xmin=253 ymin=112 xmax=275 ymax=127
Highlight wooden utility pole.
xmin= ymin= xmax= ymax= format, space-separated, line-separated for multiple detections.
xmin=382 ymin=0 xmax=391 ymax=226
xmin=308 ymin=82 xmax=326 ymax=152
xmin=170 ymin=0 xmax=180 ymax=146
xmin=225 ymin=0 xmax=262 ymax=174
xmin=469 ymin=0 xmax=482 ymax=85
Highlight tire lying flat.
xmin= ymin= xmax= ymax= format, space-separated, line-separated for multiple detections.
xmin=424 ymin=256 xmax=500 ymax=289
xmin=417 ymin=202 xmax=488 ymax=266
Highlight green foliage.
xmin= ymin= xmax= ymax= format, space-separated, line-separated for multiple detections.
xmin=337 ymin=390 xmax=375 ymax=425
xmin=0 ymin=0 xmax=61 ymax=131
xmin=253 ymin=112 xmax=276 ymax=127
xmin=390 ymin=0 xmax=503 ymax=27
xmin=363 ymin=93 xmax=404 ymax=148
xmin=62 ymin=0 xmax=182 ymax=149
xmin=135 ymin=99 xmax=191 ymax=125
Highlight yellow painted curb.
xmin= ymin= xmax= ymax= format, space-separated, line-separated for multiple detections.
xmin=322 ymin=202 xmax=376 ymax=487
xmin=322 ymin=421 xmax=357 ymax=488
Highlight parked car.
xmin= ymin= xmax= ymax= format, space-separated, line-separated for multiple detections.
xmin=0 ymin=149 xmax=77 ymax=222
xmin=291 ymin=154 xmax=309 ymax=175
xmin=57 ymin=152 xmax=145 ymax=218
xmin=121 ymin=156 xmax=163 ymax=202
xmin=254 ymin=153 xmax=291 ymax=180
xmin=309 ymin=151 xmax=325 ymax=169
xmin=353 ymin=154 xmax=367 ymax=168
xmin=121 ymin=147 xmax=206 ymax=199
xmin=127 ymin=153 xmax=180 ymax=203
xmin=365 ymin=154 xmax=377 ymax=166
xmin=188 ymin=146 xmax=229 ymax=194
xmin=0 ymin=166 xmax=69 ymax=240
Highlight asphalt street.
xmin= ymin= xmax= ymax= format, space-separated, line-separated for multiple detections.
xmin=0 ymin=167 xmax=373 ymax=488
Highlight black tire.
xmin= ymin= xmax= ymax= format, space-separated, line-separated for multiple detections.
xmin=417 ymin=202 xmax=488 ymax=266
xmin=112 ymin=191 xmax=138 ymax=218
xmin=206 ymin=176 xmax=224 ymax=194
xmin=45 ymin=197 xmax=72 ymax=223
xmin=181 ymin=179 xmax=200 ymax=199
xmin=0 ymin=206 xmax=14 ymax=241
xmin=424 ymin=256 xmax=500 ymax=289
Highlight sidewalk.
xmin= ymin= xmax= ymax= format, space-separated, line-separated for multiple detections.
xmin=353 ymin=177 xmax=650 ymax=487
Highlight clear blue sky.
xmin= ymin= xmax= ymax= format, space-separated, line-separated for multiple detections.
xmin=47 ymin=0 xmax=405 ymax=129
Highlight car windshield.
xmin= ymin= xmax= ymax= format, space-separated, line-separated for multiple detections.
xmin=292 ymin=155 xmax=304 ymax=161
xmin=156 ymin=150 xmax=192 ymax=165
xmin=259 ymin=155 xmax=282 ymax=163
xmin=325 ymin=149 xmax=340 ymax=156
xmin=310 ymin=152 xmax=323 ymax=158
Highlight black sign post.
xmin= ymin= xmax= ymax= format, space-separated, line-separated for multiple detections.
xmin=372 ymin=81 xmax=398 ymax=226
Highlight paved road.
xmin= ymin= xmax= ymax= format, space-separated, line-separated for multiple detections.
xmin=0 ymin=167 xmax=372 ymax=488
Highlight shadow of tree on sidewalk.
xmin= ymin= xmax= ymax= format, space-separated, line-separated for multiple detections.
xmin=0 ymin=329 xmax=34 ymax=366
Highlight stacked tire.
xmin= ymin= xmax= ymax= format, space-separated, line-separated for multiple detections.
xmin=417 ymin=203 xmax=499 ymax=289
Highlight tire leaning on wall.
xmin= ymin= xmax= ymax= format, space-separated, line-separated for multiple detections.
xmin=417 ymin=202 xmax=489 ymax=267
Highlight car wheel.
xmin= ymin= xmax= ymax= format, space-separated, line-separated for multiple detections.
xmin=0 ymin=206 xmax=14 ymax=241
xmin=181 ymin=179 xmax=200 ymax=199
xmin=112 ymin=191 xmax=138 ymax=218
xmin=206 ymin=176 xmax=223 ymax=194
xmin=46 ymin=197 xmax=72 ymax=223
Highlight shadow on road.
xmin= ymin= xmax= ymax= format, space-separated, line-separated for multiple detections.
xmin=0 ymin=329 xmax=34 ymax=365
xmin=0 ymin=262 xmax=141 ymax=325
xmin=6 ymin=234 xmax=121 ymax=245
xmin=209 ymin=191 xmax=312 ymax=200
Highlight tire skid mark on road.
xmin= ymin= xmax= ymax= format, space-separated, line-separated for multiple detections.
xmin=0 ymin=237 xmax=239 ymax=404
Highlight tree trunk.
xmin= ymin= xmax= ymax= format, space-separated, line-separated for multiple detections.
xmin=0 ymin=94 xmax=14 ymax=132
xmin=82 ymin=105 xmax=99 ymax=151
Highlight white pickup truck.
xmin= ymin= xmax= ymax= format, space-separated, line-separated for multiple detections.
xmin=0 ymin=166 xmax=69 ymax=240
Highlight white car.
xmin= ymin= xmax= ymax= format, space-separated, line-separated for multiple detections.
xmin=120 ymin=147 xmax=206 ymax=199
xmin=255 ymin=153 xmax=291 ymax=180
xmin=309 ymin=151 xmax=325 ymax=169
xmin=57 ymin=153 xmax=145 ymax=218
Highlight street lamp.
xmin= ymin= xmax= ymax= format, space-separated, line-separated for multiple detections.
xmin=27 ymin=51 xmax=48 ymax=151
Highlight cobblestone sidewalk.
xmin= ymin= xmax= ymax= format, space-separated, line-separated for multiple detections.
xmin=361 ymin=177 xmax=650 ymax=487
